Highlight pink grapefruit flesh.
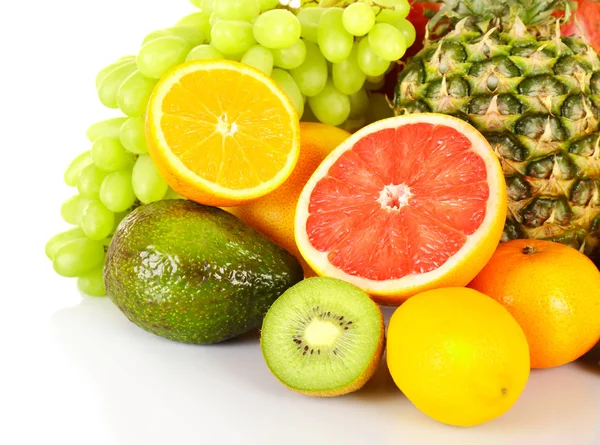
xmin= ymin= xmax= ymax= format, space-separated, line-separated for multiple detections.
xmin=295 ymin=114 xmax=507 ymax=305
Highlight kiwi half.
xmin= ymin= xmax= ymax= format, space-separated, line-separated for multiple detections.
xmin=260 ymin=277 xmax=385 ymax=397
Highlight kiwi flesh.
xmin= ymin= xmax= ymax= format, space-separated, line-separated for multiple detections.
xmin=260 ymin=277 xmax=385 ymax=396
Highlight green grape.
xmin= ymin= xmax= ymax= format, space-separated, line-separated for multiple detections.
xmin=342 ymin=3 xmax=376 ymax=36
xmin=137 ymin=36 xmax=192 ymax=79
xmin=177 ymin=11 xmax=212 ymax=39
xmin=86 ymin=117 xmax=128 ymax=142
xmin=375 ymin=0 xmax=410 ymax=17
xmin=164 ymin=187 xmax=186 ymax=200
xmin=374 ymin=11 xmax=416 ymax=47
xmin=214 ymin=0 xmax=260 ymax=21
xmin=199 ymin=0 xmax=216 ymax=14
xmin=368 ymin=23 xmax=406 ymax=61
xmin=95 ymin=56 xmax=135 ymax=89
xmin=100 ymin=170 xmax=136 ymax=213
xmin=332 ymin=43 xmax=366 ymax=95
xmin=91 ymin=137 xmax=134 ymax=172
xmin=116 ymin=55 xmax=134 ymax=62
xmin=187 ymin=44 xmax=224 ymax=61
xmin=165 ymin=26 xmax=207 ymax=47
xmin=64 ymin=151 xmax=93 ymax=187
xmin=365 ymin=92 xmax=393 ymax=124
xmin=253 ymin=10 xmax=301 ymax=49
xmin=61 ymin=195 xmax=91 ymax=225
xmin=395 ymin=0 xmax=411 ymax=17
xmin=77 ymin=267 xmax=107 ymax=297
xmin=77 ymin=164 xmax=109 ymax=199
xmin=190 ymin=0 xmax=202 ymax=7
xmin=225 ymin=51 xmax=245 ymax=61
xmin=270 ymin=69 xmax=304 ymax=117
xmin=45 ymin=228 xmax=87 ymax=260
xmin=143 ymin=29 xmax=177 ymax=45
xmin=289 ymin=41 xmax=328 ymax=97
xmin=241 ymin=45 xmax=274 ymax=75
xmin=365 ymin=76 xmax=386 ymax=94
xmin=52 ymin=239 xmax=105 ymax=278
xmin=307 ymin=79 xmax=351 ymax=126
xmin=259 ymin=0 xmax=280 ymax=12
xmin=366 ymin=73 xmax=385 ymax=83
xmin=177 ymin=10 xmax=210 ymax=26
xmin=339 ymin=117 xmax=365 ymax=133
xmin=318 ymin=8 xmax=353 ymax=63
xmin=297 ymin=7 xmax=325 ymax=43
xmin=365 ymin=78 xmax=385 ymax=91
xmin=272 ymin=40 xmax=306 ymax=70
xmin=143 ymin=26 xmax=207 ymax=47
xmin=97 ymin=61 xmax=137 ymax=108
xmin=348 ymin=88 xmax=369 ymax=119
xmin=375 ymin=9 xmax=403 ymax=25
xmin=119 ymin=117 xmax=149 ymax=154
xmin=356 ymin=36 xmax=391 ymax=76
xmin=211 ymin=20 xmax=257 ymax=55
xmin=210 ymin=12 xmax=222 ymax=27
xmin=116 ymin=70 xmax=158 ymax=117
xmin=395 ymin=18 xmax=416 ymax=47
xmin=132 ymin=155 xmax=169 ymax=204
xmin=80 ymin=200 xmax=115 ymax=241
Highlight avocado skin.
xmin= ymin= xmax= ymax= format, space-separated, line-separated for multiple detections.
xmin=104 ymin=200 xmax=304 ymax=344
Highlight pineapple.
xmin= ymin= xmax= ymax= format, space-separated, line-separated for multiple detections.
xmin=394 ymin=0 xmax=600 ymax=263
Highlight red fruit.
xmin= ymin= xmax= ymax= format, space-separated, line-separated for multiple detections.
xmin=403 ymin=1 xmax=440 ymax=58
xmin=561 ymin=1 xmax=600 ymax=53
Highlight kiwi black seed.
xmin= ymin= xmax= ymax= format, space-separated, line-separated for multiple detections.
xmin=260 ymin=277 xmax=385 ymax=397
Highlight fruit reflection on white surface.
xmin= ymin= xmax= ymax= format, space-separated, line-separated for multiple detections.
xmin=49 ymin=299 xmax=600 ymax=445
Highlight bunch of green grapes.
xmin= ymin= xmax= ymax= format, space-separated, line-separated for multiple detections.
xmin=293 ymin=0 xmax=414 ymax=129
xmin=185 ymin=0 xmax=412 ymax=128
xmin=46 ymin=7 xmax=211 ymax=296
xmin=46 ymin=114 xmax=180 ymax=296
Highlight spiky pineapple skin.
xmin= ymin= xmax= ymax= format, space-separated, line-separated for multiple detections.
xmin=394 ymin=18 xmax=600 ymax=262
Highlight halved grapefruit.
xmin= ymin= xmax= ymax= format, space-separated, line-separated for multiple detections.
xmin=294 ymin=114 xmax=507 ymax=305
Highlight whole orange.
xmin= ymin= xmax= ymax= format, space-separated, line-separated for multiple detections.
xmin=468 ymin=239 xmax=600 ymax=369
xmin=225 ymin=122 xmax=350 ymax=275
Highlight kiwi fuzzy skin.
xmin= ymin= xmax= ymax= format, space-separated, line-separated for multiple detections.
xmin=260 ymin=305 xmax=386 ymax=397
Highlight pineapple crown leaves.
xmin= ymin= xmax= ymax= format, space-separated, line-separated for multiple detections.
xmin=427 ymin=0 xmax=573 ymax=36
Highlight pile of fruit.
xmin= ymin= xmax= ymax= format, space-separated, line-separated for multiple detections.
xmin=46 ymin=0 xmax=600 ymax=428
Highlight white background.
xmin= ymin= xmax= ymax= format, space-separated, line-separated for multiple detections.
xmin=2 ymin=1 xmax=599 ymax=444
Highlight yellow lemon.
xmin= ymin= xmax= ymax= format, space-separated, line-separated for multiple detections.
xmin=386 ymin=287 xmax=530 ymax=427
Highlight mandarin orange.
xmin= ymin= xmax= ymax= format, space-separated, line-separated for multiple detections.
xmin=226 ymin=122 xmax=350 ymax=275
xmin=469 ymin=239 xmax=600 ymax=368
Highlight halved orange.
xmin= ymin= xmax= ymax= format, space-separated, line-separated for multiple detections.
xmin=295 ymin=114 xmax=507 ymax=305
xmin=147 ymin=60 xmax=300 ymax=207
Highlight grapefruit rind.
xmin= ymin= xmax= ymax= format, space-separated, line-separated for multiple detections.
xmin=147 ymin=60 xmax=301 ymax=206
xmin=294 ymin=114 xmax=507 ymax=304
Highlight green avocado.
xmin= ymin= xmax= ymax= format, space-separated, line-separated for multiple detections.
xmin=104 ymin=200 xmax=304 ymax=344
